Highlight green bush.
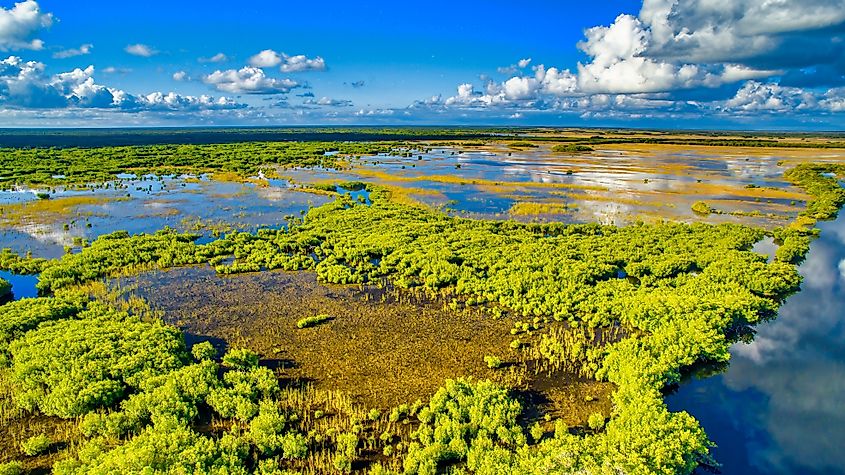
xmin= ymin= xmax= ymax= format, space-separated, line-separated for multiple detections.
xmin=54 ymin=418 xmax=249 ymax=474
xmin=222 ymin=347 xmax=259 ymax=369
xmin=296 ymin=313 xmax=331 ymax=329
xmin=333 ymin=432 xmax=359 ymax=473
xmin=0 ymin=461 xmax=24 ymax=475
xmin=80 ymin=360 xmax=220 ymax=437
xmin=483 ymin=355 xmax=503 ymax=369
xmin=191 ymin=341 xmax=217 ymax=361
xmin=0 ymin=295 xmax=84 ymax=364
xmin=551 ymin=144 xmax=594 ymax=153
xmin=404 ymin=378 xmax=525 ymax=474
xmin=8 ymin=302 xmax=187 ymax=418
xmin=507 ymin=141 xmax=538 ymax=149
xmin=530 ymin=422 xmax=544 ymax=443
xmin=587 ymin=413 xmax=605 ymax=431
xmin=207 ymin=366 xmax=278 ymax=421
xmin=21 ymin=433 xmax=51 ymax=456
xmin=691 ymin=201 xmax=713 ymax=215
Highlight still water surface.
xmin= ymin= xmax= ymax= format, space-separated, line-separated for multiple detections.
xmin=667 ymin=214 xmax=845 ymax=475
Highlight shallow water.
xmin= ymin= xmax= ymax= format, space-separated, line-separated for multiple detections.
xmin=0 ymin=270 xmax=38 ymax=299
xmin=0 ymin=176 xmax=330 ymax=259
xmin=666 ymin=214 xmax=845 ymax=475
xmin=283 ymin=144 xmax=812 ymax=226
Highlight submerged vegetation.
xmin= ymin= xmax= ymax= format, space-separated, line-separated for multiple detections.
xmin=0 ymin=134 xmax=843 ymax=474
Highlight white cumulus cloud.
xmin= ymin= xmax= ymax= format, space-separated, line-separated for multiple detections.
xmin=0 ymin=56 xmax=243 ymax=111
xmin=248 ymin=49 xmax=326 ymax=72
xmin=304 ymin=96 xmax=353 ymax=107
xmin=202 ymin=66 xmax=299 ymax=94
xmin=0 ymin=0 xmax=52 ymax=51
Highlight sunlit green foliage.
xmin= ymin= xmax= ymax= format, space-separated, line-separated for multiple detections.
xmin=483 ymin=355 xmax=503 ymax=369
xmin=207 ymin=364 xmax=279 ymax=421
xmin=8 ymin=301 xmax=187 ymax=418
xmin=248 ymin=400 xmax=306 ymax=457
xmin=79 ymin=360 xmax=220 ymax=437
xmin=53 ymin=418 xmax=249 ymax=475
xmin=587 ymin=413 xmax=605 ymax=431
xmin=296 ymin=313 xmax=331 ymax=328
xmin=222 ymin=347 xmax=260 ymax=370
xmin=691 ymin=201 xmax=713 ymax=215
xmin=0 ymin=462 xmax=23 ymax=475
xmin=36 ymin=229 xmax=218 ymax=292
xmin=507 ymin=141 xmax=538 ymax=149
xmin=191 ymin=340 xmax=218 ymax=361
xmin=0 ymin=248 xmax=48 ymax=274
xmin=20 ymin=434 xmax=51 ymax=456
xmin=783 ymin=163 xmax=845 ymax=224
xmin=404 ymin=378 xmax=525 ymax=475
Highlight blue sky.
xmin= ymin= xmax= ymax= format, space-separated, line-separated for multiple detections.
xmin=1 ymin=0 xmax=844 ymax=128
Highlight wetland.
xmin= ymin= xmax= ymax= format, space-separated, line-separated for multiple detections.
xmin=0 ymin=128 xmax=843 ymax=475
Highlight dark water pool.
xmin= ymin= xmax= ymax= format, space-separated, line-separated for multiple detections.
xmin=0 ymin=270 xmax=39 ymax=299
xmin=666 ymin=214 xmax=845 ymax=474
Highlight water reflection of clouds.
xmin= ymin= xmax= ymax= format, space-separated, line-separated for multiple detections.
xmin=1 ymin=179 xmax=324 ymax=259
xmin=701 ymin=216 xmax=845 ymax=474
xmin=722 ymin=157 xmax=784 ymax=181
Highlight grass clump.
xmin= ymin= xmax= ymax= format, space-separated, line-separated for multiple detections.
xmin=0 ymin=462 xmax=23 ymax=475
xmin=691 ymin=200 xmax=714 ymax=215
xmin=296 ymin=313 xmax=332 ymax=329
xmin=20 ymin=434 xmax=51 ymax=456
xmin=507 ymin=141 xmax=538 ymax=149
xmin=484 ymin=355 xmax=503 ymax=369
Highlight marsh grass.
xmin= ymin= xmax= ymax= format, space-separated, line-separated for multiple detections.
xmin=116 ymin=267 xmax=614 ymax=423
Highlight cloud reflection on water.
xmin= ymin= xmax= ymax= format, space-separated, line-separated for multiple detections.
xmin=669 ymin=215 xmax=845 ymax=475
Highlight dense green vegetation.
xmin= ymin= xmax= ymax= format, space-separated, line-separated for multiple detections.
xmin=0 ymin=141 xmax=395 ymax=187
xmin=0 ymin=156 xmax=842 ymax=473
xmin=783 ymin=163 xmax=845 ymax=223
xmin=9 ymin=300 xmax=186 ymax=418
xmin=551 ymin=144 xmax=594 ymax=153
xmin=0 ymin=127 xmax=503 ymax=148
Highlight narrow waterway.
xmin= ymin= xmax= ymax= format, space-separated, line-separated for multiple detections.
xmin=667 ymin=213 xmax=845 ymax=474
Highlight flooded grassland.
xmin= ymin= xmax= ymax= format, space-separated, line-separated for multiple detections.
xmin=0 ymin=138 xmax=843 ymax=474
xmin=281 ymin=142 xmax=836 ymax=227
